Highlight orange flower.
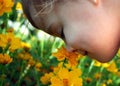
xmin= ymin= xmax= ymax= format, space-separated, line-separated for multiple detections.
xmin=52 ymin=47 xmax=68 ymax=61
xmin=52 ymin=47 xmax=83 ymax=66
xmin=0 ymin=0 xmax=14 ymax=16
xmin=0 ymin=53 xmax=12 ymax=64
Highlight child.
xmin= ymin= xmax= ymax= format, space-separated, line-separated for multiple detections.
xmin=22 ymin=0 xmax=120 ymax=62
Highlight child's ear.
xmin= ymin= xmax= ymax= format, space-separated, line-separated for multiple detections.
xmin=89 ymin=0 xmax=99 ymax=6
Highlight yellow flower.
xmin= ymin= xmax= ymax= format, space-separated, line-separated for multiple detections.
xmin=0 ymin=34 xmax=7 ymax=48
xmin=65 ymin=62 xmax=76 ymax=70
xmin=106 ymin=61 xmax=118 ymax=73
xmin=101 ymin=83 xmax=106 ymax=86
xmin=0 ymin=32 xmax=22 ymax=52
xmin=117 ymin=48 xmax=120 ymax=57
xmin=107 ymin=79 xmax=112 ymax=84
xmin=58 ymin=68 xmax=69 ymax=80
xmin=69 ymin=67 xmax=82 ymax=77
xmin=16 ymin=2 xmax=22 ymax=10
xmin=85 ymin=77 xmax=92 ymax=83
xmin=40 ymin=72 xmax=53 ymax=85
xmin=6 ymin=33 xmax=22 ymax=52
xmin=21 ymin=42 xmax=31 ymax=51
xmin=52 ymin=47 xmax=83 ymax=66
xmin=35 ymin=62 xmax=42 ymax=71
xmin=50 ymin=76 xmax=62 ymax=86
xmin=53 ymin=62 xmax=63 ymax=74
xmin=51 ymin=67 xmax=82 ymax=86
xmin=116 ymin=72 xmax=120 ymax=77
xmin=94 ymin=60 xmax=110 ymax=68
xmin=6 ymin=28 xmax=14 ymax=33
xmin=52 ymin=47 xmax=68 ymax=61
xmin=9 ymin=37 xmax=22 ymax=52
xmin=0 ymin=0 xmax=14 ymax=16
xmin=0 ymin=53 xmax=12 ymax=64
xmin=28 ymin=58 xmax=35 ymax=66
xmin=67 ymin=52 xmax=81 ymax=66
xmin=94 ymin=73 xmax=101 ymax=80
xmin=18 ymin=52 xmax=32 ymax=61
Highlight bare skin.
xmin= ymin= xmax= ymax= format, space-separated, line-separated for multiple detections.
xmin=22 ymin=0 xmax=120 ymax=62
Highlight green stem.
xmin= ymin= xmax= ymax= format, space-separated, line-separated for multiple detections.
xmin=16 ymin=62 xmax=30 ymax=86
xmin=0 ymin=80 xmax=4 ymax=86
xmin=88 ymin=60 xmax=95 ymax=74
xmin=35 ymin=71 xmax=40 ymax=86
xmin=96 ymin=67 xmax=104 ymax=86
xmin=3 ymin=13 xmax=9 ymax=29
xmin=19 ymin=64 xmax=31 ymax=80
xmin=2 ymin=43 xmax=10 ymax=54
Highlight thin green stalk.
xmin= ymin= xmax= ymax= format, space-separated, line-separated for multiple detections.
xmin=19 ymin=64 xmax=31 ymax=80
xmin=0 ymin=80 xmax=4 ymax=86
xmin=40 ymin=36 xmax=45 ymax=58
xmin=96 ymin=67 xmax=104 ymax=86
xmin=16 ymin=62 xmax=30 ymax=86
xmin=78 ymin=56 xmax=86 ymax=69
xmin=35 ymin=71 xmax=40 ymax=86
xmin=88 ymin=60 xmax=95 ymax=74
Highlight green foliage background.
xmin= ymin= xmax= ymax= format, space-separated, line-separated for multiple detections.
xmin=0 ymin=0 xmax=120 ymax=86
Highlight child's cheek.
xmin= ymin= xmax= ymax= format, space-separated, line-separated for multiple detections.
xmin=59 ymin=5 xmax=120 ymax=62
xmin=64 ymin=22 xmax=120 ymax=62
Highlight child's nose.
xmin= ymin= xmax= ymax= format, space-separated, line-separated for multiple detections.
xmin=66 ymin=45 xmax=74 ymax=52
xmin=66 ymin=45 xmax=87 ymax=55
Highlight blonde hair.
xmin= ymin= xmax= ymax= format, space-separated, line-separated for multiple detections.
xmin=33 ymin=0 xmax=57 ymax=16
xmin=22 ymin=0 xmax=58 ymax=28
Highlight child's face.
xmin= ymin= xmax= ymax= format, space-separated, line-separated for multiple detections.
xmin=22 ymin=0 xmax=120 ymax=62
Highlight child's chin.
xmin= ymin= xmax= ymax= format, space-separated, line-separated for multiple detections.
xmin=88 ymin=50 xmax=118 ymax=63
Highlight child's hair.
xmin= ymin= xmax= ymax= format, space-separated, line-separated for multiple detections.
xmin=22 ymin=0 xmax=57 ymax=28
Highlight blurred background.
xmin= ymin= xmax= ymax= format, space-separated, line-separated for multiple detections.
xmin=0 ymin=0 xmax=120 ymax=86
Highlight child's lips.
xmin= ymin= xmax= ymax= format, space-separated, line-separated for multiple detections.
xmin=76 ymin=50 xmax=88 ymax=56
xmin=65 ymin=46 xmax=88 ymax=55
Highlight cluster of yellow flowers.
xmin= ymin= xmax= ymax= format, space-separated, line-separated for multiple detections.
xmin=18 ymin=42 xmax=42 ymax=71
xmin=0 ymin=28 xmax=42 ymax=71
xmin=0 ymin=29 xmax=22 ymax=64
xmin=0 ymin=0 xmax=14 ymax=16
xmin=94 ymin=60 xmax=120 ymax=77
xmin=41 ymin=62 xmax=82 ymax=86
xmin=0 ymin=29 xmax=22 ymax=52
xmin=40 ymin=47 xmax=83 ymax=86
xmin=1 ymin=0 xmax=120 ymax=85
xmin=40 ymin=46 xmax=120 ymax=86
xmin=18 ymin=50 xmax=42 ymax=71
